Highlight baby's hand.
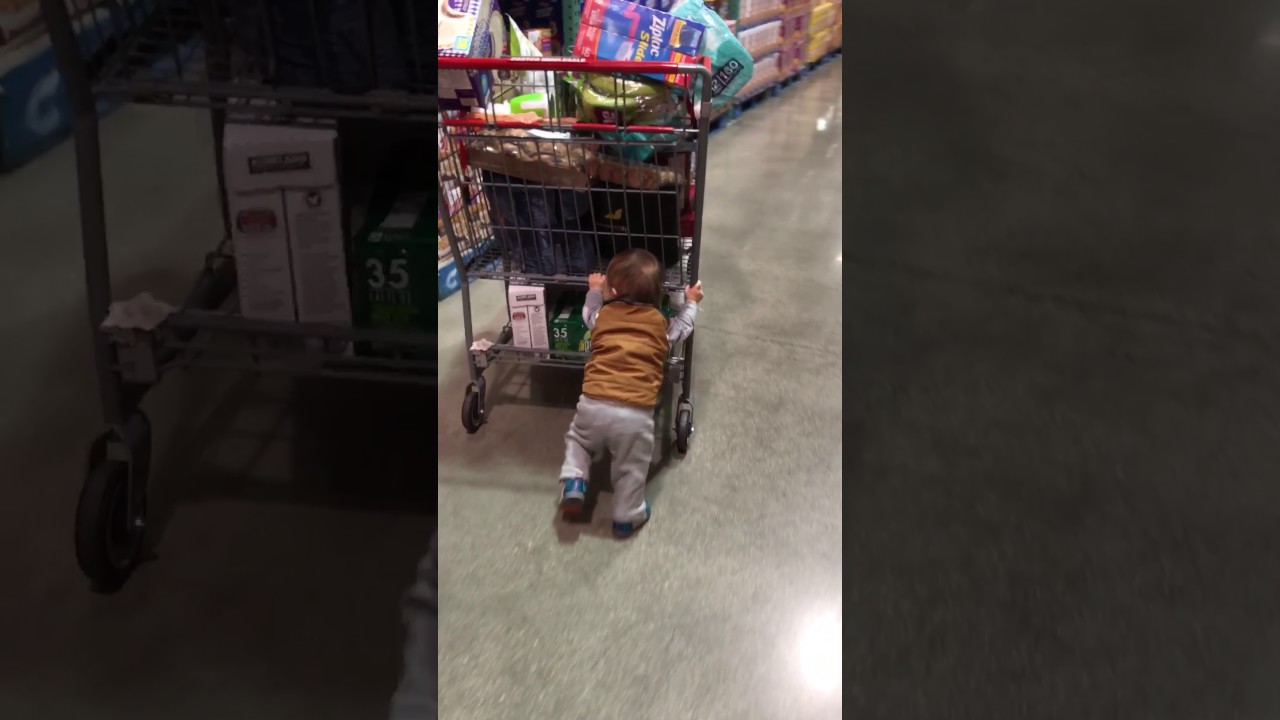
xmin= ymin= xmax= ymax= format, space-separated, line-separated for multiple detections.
xmin=685 ymin=281 xmax=704 ymax=304
xmin=588 ymin=273 xmax=606 ymax=292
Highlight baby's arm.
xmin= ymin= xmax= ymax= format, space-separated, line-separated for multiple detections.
xmin=667 ymin=301 xmax=698 ymax=343
xmin=667 ymin=282 xmax=703 ymax=343
xmin=583 ymin=288 xmax=605 ymax=330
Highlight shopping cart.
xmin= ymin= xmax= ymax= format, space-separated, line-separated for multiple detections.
xmin=438 ymin=57 xmax=712 ymax=453
xmin=40 ymin=0 xmax=436 ymax=591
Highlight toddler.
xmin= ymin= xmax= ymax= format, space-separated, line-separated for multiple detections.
xmin=558 ymin=248 xmax=704 ymax=538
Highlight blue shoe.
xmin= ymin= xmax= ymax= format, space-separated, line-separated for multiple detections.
xmin=612 ymin=502 xmax=651 ymax=539
xmin=560 ymin=478 xmax=587 ymax=516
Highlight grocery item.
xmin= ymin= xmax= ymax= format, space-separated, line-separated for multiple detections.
xmin=667 ymin=0 xmax=752 ymax=108
xmin=549 ymin=294 xmax=592 ymax=354
xmin=504 ymin=0 xmax=561 ymax=52
xmin=573 ymin=0 xmax=705 ymax=87
xmin=496 ymin=13 xmax=559 ymax=104
xmin=483 ymin=171 xmax=598 ymax=276
xmin=222 ymin=123 xmax=350 ymax=326
xmin=508 ymin=285 xmax=550 ymax=351
xmin=588 ymin=154 xmax=683 ymax=189
xmin=351 ymin=190 xmax=438 ymax=357
xmin=570 ymin=73 xmax=679 ymax=162
xmin=463 ymin=127 xmax=595 ymax=187
xmin=439 ymin=0 xmax=504 ymax=109
xmin=576 ymin=74 xmax=678 ymax=125
xmin=592 ymin=180 xmax=681 ymax=269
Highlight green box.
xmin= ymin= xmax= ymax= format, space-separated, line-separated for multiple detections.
xmin=548 ymin=292 xmax=678 ymax=355
xmin=350 ymin=190 xmax=437 ymax=358
xmin=550 ymin=294 xmax=592 ymax=354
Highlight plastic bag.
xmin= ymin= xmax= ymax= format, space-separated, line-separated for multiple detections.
xmin=668 ymin=0 xmax=753 ymax=109
xmin=572 ymin=74 xmax=679 ymax=162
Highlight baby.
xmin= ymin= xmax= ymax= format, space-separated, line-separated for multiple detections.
xmin=558 ymin=248 xmax=704 ymax=538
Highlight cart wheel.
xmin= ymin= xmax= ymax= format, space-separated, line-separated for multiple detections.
xmin=675 ymin=404 xmax=694 ymax=455
xmin=76 ymin=414 xmax=150 ymax=593
xmin=462 ymin=385 xmax=485 ymax=434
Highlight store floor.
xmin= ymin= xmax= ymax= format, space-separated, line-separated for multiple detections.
xmin=0 ymin=109 xmax=432 ymax=716
xmin=435 ymin=66 xmax=845 ymax=719
xmin=849 ymin=3 xmax=1280 ymax=718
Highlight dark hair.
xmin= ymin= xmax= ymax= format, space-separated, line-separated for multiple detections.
xmin=606 ymin=249 xmax=663 ymax=306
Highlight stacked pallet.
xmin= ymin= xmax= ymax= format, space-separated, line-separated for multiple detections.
xmin=780 ymin=0 xmax=809 ymax=78
xmin=806 ymin=0 xmax=838 ymax=64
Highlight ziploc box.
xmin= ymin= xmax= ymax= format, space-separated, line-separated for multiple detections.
xmin=574 ymin=0 xmax=705 ymax=85
xmin=508 ymin=285 xmax=549 ymax=351
xmin=223 ymin=123 xmax=350 ymax=326
xmin=439 ymin=0 xmax=503 ymax=109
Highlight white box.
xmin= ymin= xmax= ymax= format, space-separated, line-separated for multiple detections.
xmin=507 ymin=284 xmax=549 ymax=350
xmin=223 ymin=123 xmax=351 ymax=325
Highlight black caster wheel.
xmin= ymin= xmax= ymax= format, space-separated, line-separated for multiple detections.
xmin=76 ymin=413 xmax=151 ymax=593
xmin=462 ymin=384 xmax=485 ymax=434
xmin=675 ymin=403 xmax=694 ymax=455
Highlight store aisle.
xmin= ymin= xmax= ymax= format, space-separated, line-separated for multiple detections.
xmin=436 ymin=64 xmax=843 ymax=719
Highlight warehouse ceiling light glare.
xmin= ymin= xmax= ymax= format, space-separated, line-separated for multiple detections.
xmin=797 ymin=611 xmax=842 ymax=693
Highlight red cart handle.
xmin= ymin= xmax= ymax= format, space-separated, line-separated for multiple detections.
xmin=439 ymin=56 xmax=711 ymax=79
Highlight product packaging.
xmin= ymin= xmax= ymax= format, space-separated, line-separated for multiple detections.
xmin=573 ymin=0 xmax=706 ymax=87
xmin=508 ymin=284 xmax=550 ymax=351
xmin=223 ymin=123 xmax=350 ymax=326
xmin=667 ymin=0 xmax=752 ymax=108
xmin=549 ymin=294 xmax=592 ymax=354
xmin=496 ymin=14 xmax=559 ymax=103
xmin=439 ymin=0 xmax=504 ymax=109
xmin=503 ymin=0 xmax=561 ymax=49
xmin=350 ymin=189 xmax=438 ymax=357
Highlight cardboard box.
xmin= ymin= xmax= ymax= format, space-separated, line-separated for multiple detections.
xmin=223 ymin=123 xmax=351 ymax=326
xmin=507 ymin=284 xmax=549 ymax=351
xmin=549 ymin=294 xmax=591 ymax=354
xmin=579 ymin=0 xmax=704 ymax=55
xmin=438 ymin=0 xmax=503 ymax=110
xmin=573 ymin=0 xmax=706 ymax=85
xmin=350 ymin=190 xmax=439 ymax=356
xmin=464 ymin=145 xmax=591 ymax=188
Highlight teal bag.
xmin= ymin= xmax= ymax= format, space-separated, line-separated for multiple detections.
xmin=669 ymin=0 xmax=753 ymax=110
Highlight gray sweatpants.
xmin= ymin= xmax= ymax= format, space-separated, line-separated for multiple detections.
xmin=389 ymin=534 xmax=437 ymax=720
xmin=560 ymin=394 xmax=655 ymax=524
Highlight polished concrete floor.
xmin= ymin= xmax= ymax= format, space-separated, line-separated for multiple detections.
xmin=435 ymin=65 xmax=845 ymax=720
xmin=0 ymin=107 xmax=433 ymax=718
xmin=849 ymin=2 xmax=1280 ymax=718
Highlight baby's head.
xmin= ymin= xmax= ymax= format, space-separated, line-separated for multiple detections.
xmin=605 ymin=249 xmax=663 ymax=306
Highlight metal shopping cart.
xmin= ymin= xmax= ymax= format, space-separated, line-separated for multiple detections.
xmin=438 ymin=57 xmax=712 ymax=453
xmin=40 ymin=0 xmax=436 ymax=591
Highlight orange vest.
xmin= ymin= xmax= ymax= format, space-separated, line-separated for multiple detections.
xmin=582 ymin=302 xmax=669 ymax=409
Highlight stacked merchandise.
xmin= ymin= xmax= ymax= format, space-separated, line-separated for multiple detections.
xmin=437 ymin=126 xmax=494 ymax=301
xmin=806 ymin=0 xmax=837 ymax=64
xmin=737 ymin=18 xmax=781 ymax=60
xmin=503 ymin=0 xmax=564 ymax=55
xmin=737 ymin=0 xmax=782 ymax=30
xmin=734 ymin=0 xmax=781 ymax=97
xmin=737 ymin=53 xmax=779 ymax=99
xmin=1 ymin=0 xmax=120 ymax=170
xmin=830 ymin=0 xmax=842 ymax=52
xmin=780 ymin=0 xmax=810 ymax=78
